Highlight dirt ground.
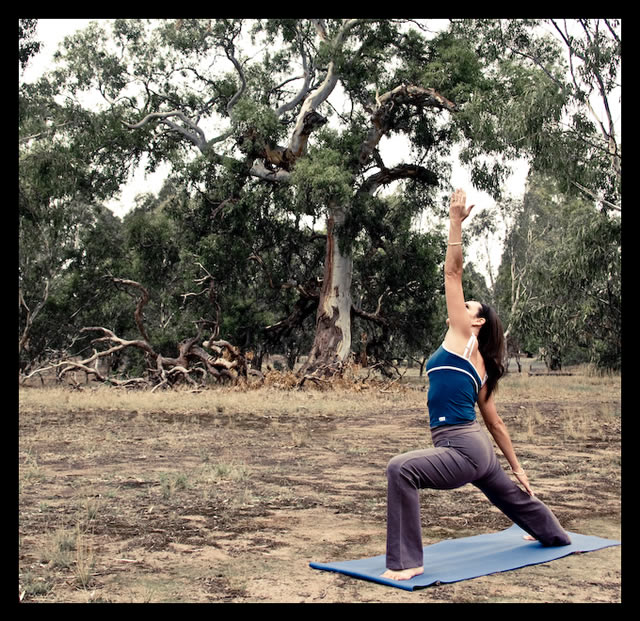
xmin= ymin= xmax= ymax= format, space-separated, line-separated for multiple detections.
xmin=18 ymin=371 xmax=621 ymax=603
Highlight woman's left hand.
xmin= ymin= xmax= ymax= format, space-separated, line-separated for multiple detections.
xmin=449 ymin=188 xmax=475 ymax=222
xmin=513 ymin=470 xmax=534 ymax=496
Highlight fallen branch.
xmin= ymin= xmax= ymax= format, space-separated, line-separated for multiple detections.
xmin=27 ymin=273 xmax=262 ymax=389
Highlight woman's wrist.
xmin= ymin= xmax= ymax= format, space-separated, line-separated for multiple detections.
xmin=448 ymin=219 xmax=462 ymax=237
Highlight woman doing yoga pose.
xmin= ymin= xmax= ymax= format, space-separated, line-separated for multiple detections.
xmin=382 ymin=189 xmax=571 ymax=581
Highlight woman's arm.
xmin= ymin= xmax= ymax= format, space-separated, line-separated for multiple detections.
xmin=477 ymin=386 xmax=534 ymax=496
xmin=444 ymin=190 xmax=474 ymax=334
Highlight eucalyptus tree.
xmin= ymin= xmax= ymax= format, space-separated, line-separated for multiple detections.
xmin=547 ymin=18 xmax=621 ymax=211
xmin=19 ymin=20 xmax=132 ymax=370
xmin=452 ymin=19 xmax=621 ymax=211
xmin=19 ymin=19 xmax=41 ymax=70
xmin=45 ymin=18 xmax=571 ymax=376
xmin=494 ymin=173 xmax=620 ymax=370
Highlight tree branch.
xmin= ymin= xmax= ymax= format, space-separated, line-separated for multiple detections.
xmin=222 ymin=37 xmax=247 ymax=115
xmin=109 ymin=277 xmax=152 ymax=343
xmin=19 ymin=281 xmax=50 ymax=355
xmin=549 ymin=19 xmax=620 ymax=183
xmin=570 ymin=180 xmax=621 ymax=212
xmin=360 ymin=163 xmax=439 ymax=196
xmin=249 ymin=159 xmax=292 ymax=183
xmin=287 ymin=19 xmax=363 ymax=159
xmin=123 ymin=110 xmax=207 ymax=151
xmin=359 ymin=84 xmax=457 ymax=167
xmin=275 ymin=26 xmax=314 ymax=117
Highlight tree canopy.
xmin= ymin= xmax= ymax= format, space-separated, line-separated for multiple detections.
xmin=19 ymin=18 xmax=621 ymax=386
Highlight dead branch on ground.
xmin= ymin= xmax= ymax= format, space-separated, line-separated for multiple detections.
xmin=20 ymin=276 xmax=262 ymax=389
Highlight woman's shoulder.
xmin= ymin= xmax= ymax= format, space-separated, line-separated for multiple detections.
xmin=443 ymin=331 xmax=486 ymax=376
xmin=442 ymin=328 xmax=474 ymax=357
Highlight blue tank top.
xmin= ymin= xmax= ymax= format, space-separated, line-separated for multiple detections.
xmin=426 ymin=336 xmax=486 ymax=428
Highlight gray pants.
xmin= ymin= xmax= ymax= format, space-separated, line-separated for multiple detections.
xmin=385 ymin=421 xmax=571 ymax=570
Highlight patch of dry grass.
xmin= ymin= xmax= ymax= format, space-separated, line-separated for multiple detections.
xmin=18 ymin=379 xmax=417 ymax=419
xmin=19 ymin=365 xmax=620 ymax=419
xmin=18 ymin=367 xmax=620 ymax=603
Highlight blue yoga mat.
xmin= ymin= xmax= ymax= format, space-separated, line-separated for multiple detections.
xmin=309 ymin=524 xmax=620 ymax=591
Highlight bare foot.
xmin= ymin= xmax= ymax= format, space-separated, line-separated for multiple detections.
xmin=381 ymin=566 xmax=424 ymax=581
xmin=523 ymin=535 xmax=536 ymax=542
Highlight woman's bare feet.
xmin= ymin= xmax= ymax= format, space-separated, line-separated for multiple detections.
xmin=381 ymin=566 xmax=424 ymax=581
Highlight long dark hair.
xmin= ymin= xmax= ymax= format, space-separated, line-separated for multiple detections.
xmin=476 ymin=303 xmax=505 ymax=398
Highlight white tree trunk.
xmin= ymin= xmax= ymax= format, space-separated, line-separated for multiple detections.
xmin=301 ymin=204 xmax=353 ymax=375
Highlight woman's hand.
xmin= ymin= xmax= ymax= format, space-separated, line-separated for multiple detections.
xmin=449 ymin=188 xmax=475 ymax=222
xmin=513 ymin=470 xmax=534 ymax=496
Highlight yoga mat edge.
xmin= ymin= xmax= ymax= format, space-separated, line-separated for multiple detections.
xmin=309 ymin=524 xmax=620 ymax=591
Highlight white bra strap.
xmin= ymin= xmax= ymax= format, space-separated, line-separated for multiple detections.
xmin=462 ymin=334 xmax=476 ymax=360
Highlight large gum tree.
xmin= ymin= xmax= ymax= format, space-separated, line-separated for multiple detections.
xmin=45 ymin=18 xmax=570 ymax=376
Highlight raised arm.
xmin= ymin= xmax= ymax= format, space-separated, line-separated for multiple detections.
xmin=444 ymin=189 xmax=475 ymax=337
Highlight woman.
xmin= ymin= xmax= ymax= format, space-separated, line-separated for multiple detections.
xmin=381 ymin=189 xmax=571 ymax=581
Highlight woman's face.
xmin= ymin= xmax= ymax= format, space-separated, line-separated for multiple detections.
xmin=446 ymin=300 xmax=484 ymax=327
xmin=466 ymin=300 xmax=483 ymax=320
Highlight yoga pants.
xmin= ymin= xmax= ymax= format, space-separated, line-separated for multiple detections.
xmin=385 ymin=421 xmax=571 ymax=570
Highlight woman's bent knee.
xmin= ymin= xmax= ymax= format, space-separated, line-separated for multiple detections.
xmin=385 ymin=454 xmax=407 ymax=479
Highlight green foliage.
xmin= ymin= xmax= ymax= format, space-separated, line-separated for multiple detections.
xmin=19 ymin=201 xmax=132 ymax=367
xmin=123 ymin=203 xmax=180 ymax=284
xmin=19 ymin=19 xmax=42 ymax=70
xmin=18 ymin=19 xmax=620 ymax=377
xmin=230 ymin=98 xmax=283 ymax=144
xmin=495 ymin=173 xmax=620 ymax=370
xmin=291 ymin=146 xmax=354 ymax=213
xmin=349 ymin=190 xmax=446 ymax=364
xmin=415 ymin=31 xmax=485 ymax=105
xmin=155 ymin=179 xmax=324 ymax=360
xmin=453 ymin=57 xmax=567 ymax=197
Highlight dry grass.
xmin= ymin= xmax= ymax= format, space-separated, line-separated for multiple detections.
xmin=19 ymin=378 xmax=388 ymax=415
xmin=19 ymin=366 xmax=621 ymax=443
xmin=18 ymin=367 xmax=621 ymax=603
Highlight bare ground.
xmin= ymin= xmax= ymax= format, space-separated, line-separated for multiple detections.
xmin=18 ymin=371 xmax=621 ymax=603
